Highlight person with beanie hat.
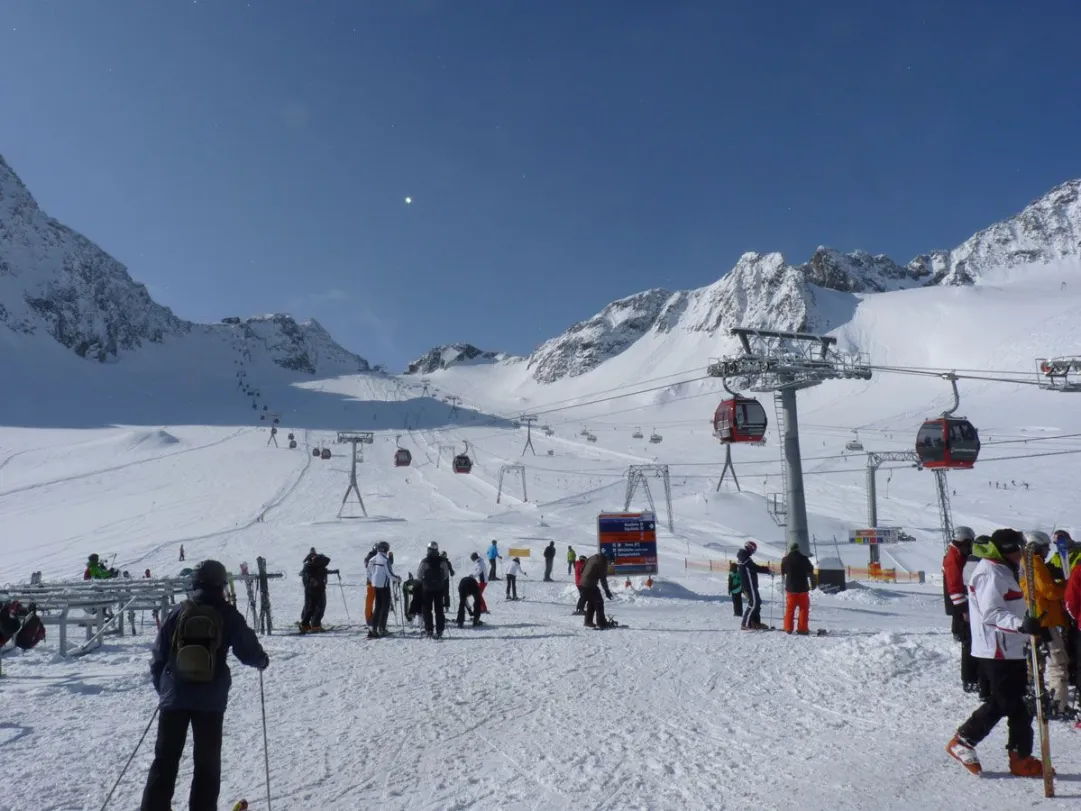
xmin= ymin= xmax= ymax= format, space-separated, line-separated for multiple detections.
xmin=948 ymin=529 xmax=1047 ymax=778
xmin=142 ymin=560 xmax=268 ymax=809
xmin=780 ymin=540 xmax=814 ymax=634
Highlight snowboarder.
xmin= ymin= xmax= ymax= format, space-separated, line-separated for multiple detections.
xmin=566 ymin=545 xmax=577 ymax=576
xmin=780 ymin=540 xmax=813 ymax=635
xmin=727 ymin=561 xmax=743 ymax=617
xmin=737 ymin=541 xmax=772 ymax=630
xmin=300 ymin=548 xmax=335 ymax=632
xmin=573 ymin=554 xmax=588 ymax=614
xmin=1020 ymin=531 xmax=1071 ymax=716
xmin=416 ymin=542 xmax=449 ymax=638
xmin=543 ymin=541 xmax=556 ymax=581
xmin=456 ymin=574 xmax=484 ymax=628
xmin=487 ymin=540 xmax=502 ymax=581
xmin=506 ymin=557 xmax=525 ymax=600
xmin=579 ymin=551 xmax=614 ymax=629
xmin=366 ymin=542 xmax=398 ymax=638
xmin=440 ymin=551 xmax=455 ymax=610
xmin=947 ymin=529 xmax=1046 ymax=777
xmin=471 ymin=552 xmax=489 ymax=614
xmin=141 ymin=560 xmax=268 ymax=810
xmin=943 ymin=527 xmax=986 ymax=696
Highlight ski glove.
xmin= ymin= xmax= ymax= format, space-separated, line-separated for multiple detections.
xmin=257 ymin=653 xmax=270 ymax=671
xmin=1020 ymin=615 xmax=1043 ymax=635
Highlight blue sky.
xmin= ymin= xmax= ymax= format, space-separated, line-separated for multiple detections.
xmin=2 ymin=1 xmax=1079 ymax=370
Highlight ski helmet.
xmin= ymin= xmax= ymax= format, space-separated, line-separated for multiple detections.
xmin=192 ymin=559 xmax=228 ymax=589
xmin=88 ymin=553 xmax=99 ymax=563
xmin=952 ymin=526 xmax=975 ymax=543
xmin=744 ymin=540 xmax=758 ymax=553
xmin=428 ymin=541 xmax=439 ymax=552
xmin=377 ymin=541 xmax=391 ymax=553
xmin=1024 ymin=530 xmax=1052 ymax=549
xmin=990 ymin=528 xmax=1024 ymax=556
xmin=470 ymin=552 xmax=479 ymax=561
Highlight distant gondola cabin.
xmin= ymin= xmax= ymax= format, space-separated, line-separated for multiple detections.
xmin=394 ymin=448 xmax=412 ymax=467
xmin=320 ymin=448 xmax=332 ymax=460
xmin=453 ymin=454 xmax=473 ymax=474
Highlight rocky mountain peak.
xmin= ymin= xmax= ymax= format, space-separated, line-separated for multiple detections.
xmin=404 ymin=343 xmax=516 ymax=375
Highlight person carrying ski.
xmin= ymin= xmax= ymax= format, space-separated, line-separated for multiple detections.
xmin=1021 ymin=531 xmax=1072 ymax=716
xmin=300 ymin=548 xmax=335 ymax=632
xmin=579 ymin=551 xmax=614 ymax=629
xmin=366 ymin=542 xmax=398 ymax=638
xmin=943 ymin=526 xmax=984 ymax=695
xmin=566 ymin=545 xmax=577 ymax=575
xmin=573 ymin=554 xmax=588 ymax=614
xmin=728 ymin=561 xmax=743 ymax=617
xmin=947 ymin=529 xmax=1046 ymax=777
xmin=1048 ymin=530 xmax=1080 ymax=581
xmin=543 ymin=541 xmax=556 ymax=581
xmin=780 ymin=540 xmax=813 ymax=635
xmin=487 ymin=540 xmax=502 ymax=581
xmin=440 ymin=551 xmax=455 ymax=610
xmin=416 ymin=542 xmax=449 ymax=638
xmin=456 ymin=574 xmax=484 ymax=628
xmin=402 ymin=573 xmax=420 ymax=623
xmin=84 ymin=553 xmax=111 ymax=580
xmin=737 ymin=541 xmax=772 ymax=630
xmin=506 ymin=557 xmax=525 ymax=600
xmin=471 ymin=552 xmax=489 ymax=614
xmin=141 ymin=560 xmax=268 ymax=810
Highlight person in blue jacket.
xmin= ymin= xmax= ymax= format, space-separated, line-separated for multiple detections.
xmin=487 ymin=539 xmax=502 ymax=581
xmin=141 ymin=559 xmax=268 ymax=811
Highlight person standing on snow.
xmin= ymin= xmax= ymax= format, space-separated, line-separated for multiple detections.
xmin=573 ymin=554 xmax=588 ymax=614
xmin=1064 ymin=550 xmax=1081 ymax=702
xmin=780 ymin=540 xmax=813 ymax=635
xmin=543 ymin=541 xmax=556 ymax=581
xmin=363 ymin=543 xmax=379 ymax=631
xmin=1021 ymin=531 xmax=1072 ymax=716
xmin=728 ymin=562 xmax=743 ymax=617
xmin=487 ymin=540 xmax=502 ymax=581
xmin=440 ymin=551 xmax=455 ymax=610
xmin=456 ymin=574 xmax=484 ymax=628
xmin=943 ymin=527 xmax=985 ymax=695
xmin=566 ymin=545 xmax=577 ymax=576
xmin=471 ymin=552 xmax=489 ymax=614
xmin=416 ymin=542 xmax=449 ymax=639
xmin=506 ymin=557 xmax=525 ymax=600
xmin=300 ymin=548 xmax=336 ymax=632
xmin=579 ymin=551 xmax=615 ymax=629
xmin=737 ymin=541 xmax=772 ymax=631
xmin=947 ymin=529 xmax=1046 ymax=777
xmin=141 ymin=560 xmax=268 ymax=810
xmin=366 ymin=542 xmax=398 ymax=638
xmin=1048 ymin=530 xmax=1080 ymax=580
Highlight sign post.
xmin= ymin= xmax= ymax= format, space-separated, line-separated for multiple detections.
xmin=598 ymin=512 xmax=658 ymax=576
xmin=849 ymin=527 xmax=901 ymax=566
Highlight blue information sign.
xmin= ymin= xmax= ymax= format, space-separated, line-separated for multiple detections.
xmin=597 ymin=511 xmax=658 ymax=575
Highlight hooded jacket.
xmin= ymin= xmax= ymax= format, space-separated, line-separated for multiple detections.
xmin=967 ymin=552 xmax=1027 ymax=660
xmin=367 ymin=552 xmax=396 ymax=588
xmin=1020 ymin=552 xmax=1066 ymax=628
xmin=780 ymin=549 xmax=813 ymax=594
xmin=579 ymin=554 xmax=612 ymax=595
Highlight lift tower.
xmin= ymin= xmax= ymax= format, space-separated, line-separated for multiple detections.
xmin=336 ymin=431 xmax=374 ymax=518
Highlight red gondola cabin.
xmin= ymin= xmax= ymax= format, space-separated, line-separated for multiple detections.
xmin=915 ymin=417 xmax=980 ymax=469
xmin=394 ymin=448 xmax=412 ymax=467
xmin=713 ymin=398 xmax=768 ymax=443
xmin=452 ymin=454 xmax=472 ymax=474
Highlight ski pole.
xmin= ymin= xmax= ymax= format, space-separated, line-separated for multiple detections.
xmin=260 ymin=670 xmax=273 ymax=811
xmin=335 ymin=572 xmax=351 ymax=621
xmin=100 ymin=705 xmax=159 ymax=811
xmin=769 ymin=572 xmax=775 ymax=629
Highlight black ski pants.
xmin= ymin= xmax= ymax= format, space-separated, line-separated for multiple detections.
xmin=543 ymin=557 xmax=554 ymax=581
xmin=442 ymin=582 xmax=452 ymax=610
xmin=489 ymin=557 xmax=498 ymax=580
xmin=957 ymin=659 xmax=1034 ymax=757
xmin=301 ymin=586 xmax=326 ymax=627
xmin=741 ymin=583 xmax=762 ymax=628
xmin=372 ymin=585 xmax=391 ymax=633
xmin=506 ymin=574 xmax=518 ymax=599
xmin=456 ymin=581 xmax=481 ymax=626
xmin=582 ymin=584 xmax=607 ymax=627
xmin=952 ymin=611 xmax=990 ymax=697
xmin=575 ymin=586 xmax=587 ymax=613
xmin=141 ymin=709 xmax=224 ymax=811
xmin=421 ymin=588 xmax=445 ymax=635
xmin=731 ymin=592 xmax=743 ymax=617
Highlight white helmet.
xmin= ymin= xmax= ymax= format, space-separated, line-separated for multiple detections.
xmin=1024 ymin=530 xmax=1052 ymax=548
xmin=952 ymin=526 xmax=975 ymax=543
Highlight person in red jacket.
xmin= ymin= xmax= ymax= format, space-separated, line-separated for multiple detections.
xmin=943 ymin=527 xmax=987 ymax=697
xmin=572 ymin=554 xmax=587 ymax=615
xmin=1065 ymin=558 xmax=1081 ymax=713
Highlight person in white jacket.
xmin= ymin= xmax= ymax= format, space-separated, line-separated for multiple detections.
xmin=470 ymin=552 xmax=489 ymax=615
xmin=505 ymin=557 xmax=526 ymax=600
xmin=947 ymin=529 xmax=1045 ymax=778
xmin=366 ymin=541 xmax=399 ymax=638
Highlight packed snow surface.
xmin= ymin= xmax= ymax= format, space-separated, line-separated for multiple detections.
xmin=4 ymin=261 xmax=1081 ymax=809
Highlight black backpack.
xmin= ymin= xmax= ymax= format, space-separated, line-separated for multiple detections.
xmin=170 ymin=601 xmax=224 ymax=683
xmin=15 ymin=611 xmax=45 ymax=650
xmin=419 ymin=556 xmax=445 ymax=590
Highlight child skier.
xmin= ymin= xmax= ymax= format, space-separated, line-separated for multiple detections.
xmin=727 ymin=561 xmax=743 ymax=617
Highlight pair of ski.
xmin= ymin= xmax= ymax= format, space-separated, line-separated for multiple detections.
xmin=1022 ymin=544 xmax=1055 ymax=797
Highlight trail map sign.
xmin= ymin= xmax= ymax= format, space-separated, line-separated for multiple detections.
xmin=598 ymin=511 xmax=658 ymax=575
xmin=849 ymin=527 xmax=901 ymax=545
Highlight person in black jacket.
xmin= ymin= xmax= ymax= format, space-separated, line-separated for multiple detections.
xmin=780 ymin=540 xmax=814 ymax=634
xmin=737 ymin=541 xmax=772 ymax=630
xmin=543 ymin=541 xmax=556 ymax=581
xmin=579 ymin=552 xmax=615 ymax=629
xmin=300 ymin=548 xmax=336 ymax=631
xmin=141 ymin=560 xmax=268 ymax=811
xmin=417 ymin=542 xmax=450 ymax=638
xmin=440 ymin=551 xmax=455 ymax=610
xmin=456 ymin=575 xmax=484 ymax=628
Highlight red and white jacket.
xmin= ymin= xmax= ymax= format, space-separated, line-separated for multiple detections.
xmin=943 ymin=544 xmax=969 ymax=615
xmin=968 ymin=557 xmax=1027 ymax=660
xmin=1065 ymin=564 xmax=1081 ymax=623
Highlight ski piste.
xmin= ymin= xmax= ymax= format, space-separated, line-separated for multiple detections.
xmin=1022 ymin=544 xmax=1055 ymax=797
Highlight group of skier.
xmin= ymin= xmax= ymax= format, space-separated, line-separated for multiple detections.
xmin=730 ymin=540 xmax=815 ymax=634
xmin=943 ymin=525 xmax=1081 ymax=778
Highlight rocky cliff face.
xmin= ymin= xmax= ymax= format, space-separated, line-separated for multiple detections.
xmin=403 ymin=343 xmax=515 ymax=375
xmin=0 ymin=154 xmax=367 ymax=373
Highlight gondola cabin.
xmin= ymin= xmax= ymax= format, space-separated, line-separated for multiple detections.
xmin=312 ymin=448 xmax=320 ymax=458
xmin=713 ymin=398 xmax=768 ymax=444
xmin=320 ymin=448 xmax=332 ymax=460
xmin=453 ymin=454 xmax=473 ymax=474
xmin=394 ymin=448 xmax=412 ymax=467
xmin=916 ymin=418 xmax=980 ymax=469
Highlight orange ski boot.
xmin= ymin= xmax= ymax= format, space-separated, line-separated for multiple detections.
xmin=1008 ymin=751 xmax=1050 ymax=778
xmin=946 ymin=735 xmax=982 ymax=775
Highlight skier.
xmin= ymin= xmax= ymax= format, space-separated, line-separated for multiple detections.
xmin=573 ymin=554 xmax=588 ymax=614
xmin=416 ymin=542 xmax=449 ymax=638
xmin=579 ymin=551 xmax=615 ymax=629
xmin=566 ymin=545 xmax=577 ymax=576
xmin=440 ymin=551 xmax=455 ymax=610
xmin=737 ymin=541 xmax=772 ymax=630
xmin=947 ymin=529 xmax=1046 ymax=777
xmin=1065 ymin=555 xmax=1081 ymax=703
xmin=178 ymin=545 xmax=185 ymax=562
xmin=471 ymin=552 xmax=489 ymax=614
xmin=299 ymin=548 xmax=335 ymax=632
xmin=728 ymin=561 xmax=743 ymax=617
xmin=943 ymin=526 xmax=985 ymax=695
xmin=543 ymin=541 xmax=556 ymax=581
xmin=402 ymin=573 xmax=420 ymax=623
xmin=456 ymin=574 xmax=484 ymax=628
xmin=1021 ymin=531 xmax=1071 ymax=716
xmin=780 ymin=540 xmax=813 ymax=635
xmin=84 ymin=553 xmax=111 ymax=580
xmin=506 ymin=557 xmax=525 ymax=600
xmin=366 ymin=542 xmax=398 ymax=639
xmin=363 ymin=543 xmax=378 ymax=630
xmin=140 ymin=560 xmax=268 ymax=810
xmin=487 ymin=540 xmax=502 ymax=581
xmin=1048 ymin=530 xmax=1079 ymax=580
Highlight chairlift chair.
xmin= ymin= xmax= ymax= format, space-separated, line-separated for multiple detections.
xmin=649 ymin=430 xmax=663 ymax=443
xmin=915 ymin=374 xmax=981 ymax=469
xmin=586 ymin=433 xmax=597 ymax=443
xmin=632 ymin=427 xmax=644 ymax=439
xmin=844 ymin=431 xmax=864 ymax=452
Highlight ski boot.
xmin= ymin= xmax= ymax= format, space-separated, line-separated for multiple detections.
xmin=946 ymin=735 xmax=982 ymax=775
xmin=1009 ymin=751 xmax=1051 ymax=778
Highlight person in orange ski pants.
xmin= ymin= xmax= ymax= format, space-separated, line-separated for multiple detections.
xmin=780 ymin=540 xmax=814 ymax=634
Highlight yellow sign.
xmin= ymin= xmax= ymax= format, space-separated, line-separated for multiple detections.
xmin=508 ymin=547 xmax=531 ymax=558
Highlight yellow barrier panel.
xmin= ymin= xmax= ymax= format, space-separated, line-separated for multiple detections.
xmin=508 ymin=547 xmax=531 ymax=558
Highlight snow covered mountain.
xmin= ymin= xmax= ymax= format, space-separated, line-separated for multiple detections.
xmin=0 ymin=154 xmax=367 ymax=374
xmin=404 ymin=343 xmax=517 ymax=375
xmin=523 ymin=178 xmax=1081 ymax=383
